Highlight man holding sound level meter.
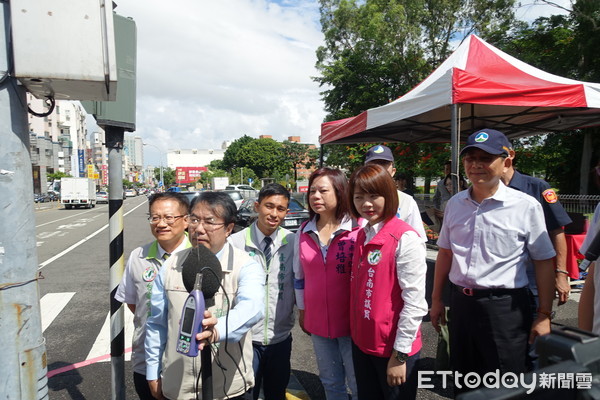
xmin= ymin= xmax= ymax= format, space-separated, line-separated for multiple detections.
xmin=145 ymin=191 xmax=265 ymax=400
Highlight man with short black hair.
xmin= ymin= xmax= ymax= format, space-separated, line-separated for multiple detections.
xmin=115 ymin=192 xmax=191 ymax=399
xmin=229 ymin=183 xmax=296 ymax=400
xmin=364 ymin=145 xmax=427 ymax=241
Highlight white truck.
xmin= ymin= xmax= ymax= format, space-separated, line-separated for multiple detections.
xmin=211 ymin=176 xmax=229 ymax=191
xmin=61 ymin=177 xmax=96 ymax=209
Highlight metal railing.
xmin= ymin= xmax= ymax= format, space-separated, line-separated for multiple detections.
xmin=557 ymin=195 xmax=600 ymax=215
xmin=414 ymin=193 xmax=600 ymax=215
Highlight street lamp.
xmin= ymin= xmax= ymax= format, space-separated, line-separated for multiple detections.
xmin=143 ymin=142 xmax=164 ymax=189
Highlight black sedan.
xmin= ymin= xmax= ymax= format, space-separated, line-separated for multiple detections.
xmin=234 ymin=197 xmax=310 ymax=233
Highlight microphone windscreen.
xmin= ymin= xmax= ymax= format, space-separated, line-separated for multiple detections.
xmin=182 ymin=246 xmax=223 ymax=302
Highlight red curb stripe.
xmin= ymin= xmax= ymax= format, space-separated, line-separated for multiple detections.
xmin=47 ymin=348 xmax=132 ymax=378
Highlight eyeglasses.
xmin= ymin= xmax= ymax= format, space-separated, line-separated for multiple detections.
xmin=148 ymin=215 xmax=186 ymax=225
xmin=188 ymin=215 xmax=226 ymax=231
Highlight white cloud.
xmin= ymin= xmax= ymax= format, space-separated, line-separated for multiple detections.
xmin=107 ymin=0 xmax=324 ymax=166
xmin=515 ymin=0 xmax=572 ymax=22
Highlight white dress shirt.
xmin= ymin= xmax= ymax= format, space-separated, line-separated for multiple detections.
xmin=437 ymin=182 xmax=556 ymax=289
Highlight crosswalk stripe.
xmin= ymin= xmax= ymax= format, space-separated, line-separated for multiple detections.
xmin=40 ymin=292 xmax=76 ymax=333
xmin=86 ymin=307 xmax=134 ymax=362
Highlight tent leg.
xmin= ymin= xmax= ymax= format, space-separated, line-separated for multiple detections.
xmin=450 ymin=104 xmax=461 ymax=194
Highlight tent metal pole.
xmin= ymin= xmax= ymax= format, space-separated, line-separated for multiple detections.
xmin=450 ymin=104 xmax=460 ymax=195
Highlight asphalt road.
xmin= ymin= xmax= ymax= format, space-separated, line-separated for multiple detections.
xmin=35 ymin=197 xmax=583 ymax=399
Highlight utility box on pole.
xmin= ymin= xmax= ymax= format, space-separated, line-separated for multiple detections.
xmin=10 ymin=0 xmax=117 ymax=101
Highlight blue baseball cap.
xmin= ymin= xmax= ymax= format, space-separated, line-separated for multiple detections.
xmin=460 ymin=129 xmax=512 ymax=157
xmin=365 ymin=145 xmax=394 ymax=163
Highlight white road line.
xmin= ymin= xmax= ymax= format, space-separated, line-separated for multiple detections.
xmin=38 ymin=201 xmax=148 ymax=270
xmin=36 ymin=208 xmax=99 ymax=228
xmin=86 ymin=307 xmax=134 ymax=362
xmin=40 ymin=292 xmax=76 ymax=333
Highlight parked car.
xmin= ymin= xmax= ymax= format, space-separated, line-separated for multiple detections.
xmin=222 ymin=190 xmax=244 ymax=209
xmin=47 ymin=190 xmax=60 ymax=201
xmin=234 ymin=197 xmax=309 ymax=233
xmin=125 ymin=189 xmax=136 ymax=197
xmin=96 ymin=191 xmax=108 ymax=204
xmin=225 ymin=184 xmax=256 ymax=192
xmin=34 ymin=193 xmax=50 ymax=203
xmin=180 ymin=191 xmax=200 ymax=205
xmin=180 ymin=190 xmax=243 ymax=209
xmin=225 ymin=184 xmax=257 ymax=198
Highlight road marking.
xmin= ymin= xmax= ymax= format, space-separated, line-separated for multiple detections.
xmin=86 ymin=308 xmax=134 ymax=362
xmin=38 ymin=200 xmax=148 ymax=270
xmin=36 ymin=208 xmax=98 ymax=228
xmin=40 ymin=292 xmax=76 ymax=332
xmin=37 ymin=231 xmax=62 ymax=240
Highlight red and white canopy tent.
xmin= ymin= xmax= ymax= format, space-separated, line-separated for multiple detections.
xmin=320 ymin=34 xmax=600 ymax=183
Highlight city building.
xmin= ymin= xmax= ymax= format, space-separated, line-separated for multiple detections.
xmin=27 ymin=94 xmax=88 ymax=193
xmin=124 ymin=134 xmax=144 ymax=183
xmin=166 ymin=144 xmax=227 ymax=169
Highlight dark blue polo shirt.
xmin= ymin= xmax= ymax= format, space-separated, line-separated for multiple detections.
xmin=508 ymin=170 xmax=572 ymax=231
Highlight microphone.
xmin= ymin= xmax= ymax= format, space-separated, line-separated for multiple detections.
xmin=178 ymin=245 xmax=223 ymax=400
xmin=580 ymin=229 xmax=600 ymax=272
xmin=182 ymin=245 xmax=222 ymax=307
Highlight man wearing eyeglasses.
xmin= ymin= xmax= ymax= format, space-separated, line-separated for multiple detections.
xmin=114 ymin=192 xmax=191 ymax=400
xmin=145 ymin=191 xmax=265 ymax=400
xmin=229 ymin=183 xmax=296 ymax=400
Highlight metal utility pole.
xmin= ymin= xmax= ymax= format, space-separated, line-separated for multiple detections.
xmin=0 ymin=3 xmax=48 ymax=399
xmin=106 ymin=126 xmax=126 ymax=400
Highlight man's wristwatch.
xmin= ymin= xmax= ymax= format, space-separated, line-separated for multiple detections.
xmin=394 ymin=350 xmax=409 ymax=364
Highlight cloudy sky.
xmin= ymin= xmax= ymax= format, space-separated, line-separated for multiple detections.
xmin=93 ymin=0 xmax=572 ymax=167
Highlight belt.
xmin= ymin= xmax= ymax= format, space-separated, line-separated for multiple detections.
xmin=454 ymin=284 xmax=527 ymax=298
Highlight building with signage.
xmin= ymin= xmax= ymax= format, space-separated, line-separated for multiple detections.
xmin=166 ymin=145 xmax=227 ymax=169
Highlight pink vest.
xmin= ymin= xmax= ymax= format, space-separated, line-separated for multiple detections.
xmin=351 ymin=218 xmax=422 ymax=357
xmin=299 ymin=221 xmax=360 ymax=338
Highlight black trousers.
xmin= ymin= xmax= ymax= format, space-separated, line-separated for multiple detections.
xmin=351 ymin=342 xmax=420 ymax=400
xmin=133 ymin=372 xmax=155 ymax=400
xmin=449 ymin=287 xmax=532 ymax=395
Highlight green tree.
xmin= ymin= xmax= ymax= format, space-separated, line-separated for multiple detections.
xmin=237 ymin=138 xmax=287 ymax=178
xmin=281 ymin=140 xmax=320 ymax=181
xmin=315 ymin=0 xmax=516 ymax=121
xmin=230 ymin=167 xmax=258 ymax=186
xmin=47 ymin=171 xmax=71 ymax=181
xmin=495 ymin=1 xmax=600 ymax=193
xmin=207 ymin=159 xmax=225 ymax=171
xmin=222 ymin=135 xmax=255 ymax=171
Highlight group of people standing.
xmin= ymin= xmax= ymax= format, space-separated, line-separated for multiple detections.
xmin=116 ymin=127 xmax=576 ymax=400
